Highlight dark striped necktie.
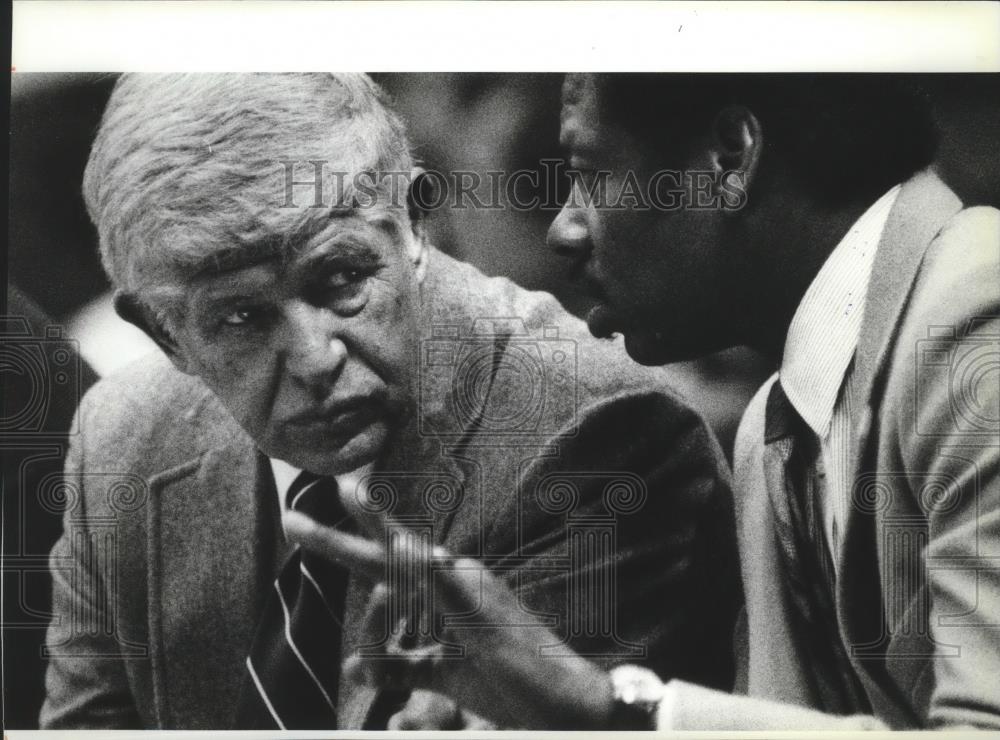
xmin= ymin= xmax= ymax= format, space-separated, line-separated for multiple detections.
xmin=762 ymin=380 xmax=868 ymax=714
xmin=235 ymin=472 xmax=354 ymax=729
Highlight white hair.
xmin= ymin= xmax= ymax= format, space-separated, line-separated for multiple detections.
xmin=83 ymin=73 xmax=414 ymax=295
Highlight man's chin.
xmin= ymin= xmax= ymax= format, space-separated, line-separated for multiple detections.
xmin=278 ymin=423 xmax=388 ymax=477
xmin=586 ymin=305 xmax=676 ymax=366
xmin=623 ymin=331 xmax=676 ymax=366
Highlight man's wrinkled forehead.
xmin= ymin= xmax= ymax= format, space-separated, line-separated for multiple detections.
xmin=559 ymin=74 xmax=602 ymax=153
xmin=188 ymin=238 xmax=286 ymax=279
xmin=145 ymin=207 xmax=398 ymax=291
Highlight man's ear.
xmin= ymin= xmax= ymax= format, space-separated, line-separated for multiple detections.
xmin=113 ymin=292 xmax=191 ymax=373
xmin=708 ymin=105 xmax=763 ymax=211
xmin=405 ymin=167 xmax=430 ymax=284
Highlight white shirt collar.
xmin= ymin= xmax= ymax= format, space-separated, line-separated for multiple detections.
xmin=779 ymin=185 xmax=901 ymax=438
xmin=269 ymin=457 xmax=304 ymax=506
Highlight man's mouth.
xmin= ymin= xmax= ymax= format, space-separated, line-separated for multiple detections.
xmin=585 ymin=303 xmax=672 ymax=366
xmin=579 ymin=267 xmax=622 ymax=339
xmin=287 ymin=397 xmax=384 ymax=438
xmin=623 ymin=331 xmax=669 ymax=365
xmin=585 ymin=302 xmax=621 ymax=339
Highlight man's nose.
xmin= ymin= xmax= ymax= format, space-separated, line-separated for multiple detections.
xmin=283 ymin=302 xmax=348 ymax=390
xmin=546 ymin=202 xmax=591 ymax=259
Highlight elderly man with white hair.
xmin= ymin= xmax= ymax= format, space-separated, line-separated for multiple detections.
xmin=41 ymin=73 xmax=741 ymax=730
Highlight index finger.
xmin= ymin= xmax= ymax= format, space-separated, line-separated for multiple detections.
xmin=337 ymin=472 xmax=394 ymax=539
xmin=284 ymin=510 xmax=386 ymax=582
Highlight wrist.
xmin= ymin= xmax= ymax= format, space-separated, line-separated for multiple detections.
xmin=584 ymin=670 xmax=617 ymax=730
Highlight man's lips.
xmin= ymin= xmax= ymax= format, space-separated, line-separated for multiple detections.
xmin=575 ymin=265 xmax=620 ymax=338
xmin=585 ymin=302 xmax=621 ymax=339
xmin=286 ymin=397 xmax=383 ymax=433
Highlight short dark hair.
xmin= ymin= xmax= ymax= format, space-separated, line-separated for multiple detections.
xmin=594 ymin=73 xmax=939 ymax=207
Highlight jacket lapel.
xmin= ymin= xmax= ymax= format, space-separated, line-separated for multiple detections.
xmin=337 ymin=254 xmax=496 ymax=726
xmin=838 ymin=170 xmax=962 ymax=717
xmin=148 ymin=440 xmax=279 ymax=728
xmin=335 ymin=408 xmax=469 ymax=727
xmin=848 ymin=171 xmax=963 ymax=413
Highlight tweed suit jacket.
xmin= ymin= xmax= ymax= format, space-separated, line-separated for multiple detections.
xmin=40 ymin=248 xmax=741 ymax=729
xmin=670 ymin=171 xmax=1000 ymax=730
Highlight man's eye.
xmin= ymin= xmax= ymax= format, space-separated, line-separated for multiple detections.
xmin=314 ymin=267 xmax=373 ymax=316
xmin=327 ymin=269 xmax=364 ymax=289
xmin=221 ymin=307 xmax=264 ymax=326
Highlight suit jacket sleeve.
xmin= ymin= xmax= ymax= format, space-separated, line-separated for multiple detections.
xmin=491 ymin=389 xmax=743 ymax=691
xmin=889 ymin=206 xmax=1000 ymax=729
xmin=39 ymin=395 xmax=142 ymax=729
xmin=669 ymin=205 xmax=1000 ymax=731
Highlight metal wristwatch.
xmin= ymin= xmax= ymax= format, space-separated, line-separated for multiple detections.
xmin=607 ymin=664 xmax=665 ymax=730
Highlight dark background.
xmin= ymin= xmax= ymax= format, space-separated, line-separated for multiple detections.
xmin=4 ymin=72 xmax=999 ymax=728
xmin=9 ymin=74 xmax=1000 ymax=321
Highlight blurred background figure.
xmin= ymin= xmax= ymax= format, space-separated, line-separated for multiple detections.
xmin=5 ymin=71 xmax=1000 ymax=728
xmin=1 ymin=285 xmax=97 ymax=728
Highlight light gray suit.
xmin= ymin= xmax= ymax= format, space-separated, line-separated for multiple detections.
xmin=670 ymin=171 xmax=1000 ymax=730
xmin=41 ymin=248 xmax=742 ymax=729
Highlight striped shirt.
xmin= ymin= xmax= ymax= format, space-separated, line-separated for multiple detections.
xmin=748 ymin=184 xmax=900 ymax=572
